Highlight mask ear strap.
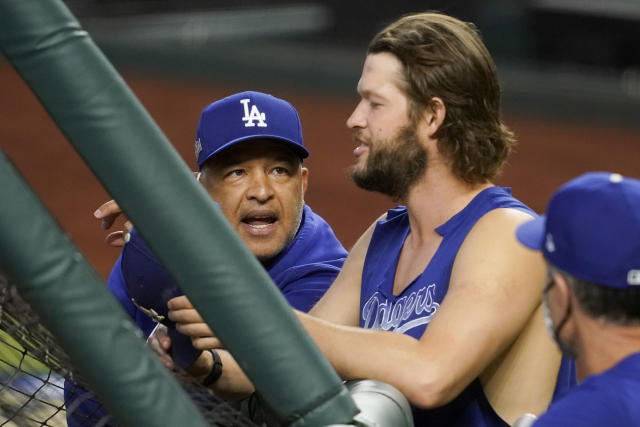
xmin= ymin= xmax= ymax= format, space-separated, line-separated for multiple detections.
xmin=553 ymin=293 xmax=572 ymax=339
xmin=543 ymin=274 xmax=572 ymax=341
xmin=542 ymin=278 xmax=554 ymax=294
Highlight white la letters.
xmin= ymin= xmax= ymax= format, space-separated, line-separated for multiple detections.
xmin=240 ymin=98 xmax=267 ymax=127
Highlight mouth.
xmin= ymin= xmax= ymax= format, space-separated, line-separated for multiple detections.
xmin=352 ymin=136 xmax=369 ymax=158
xmin=241 ymin=211 xmax=279 ymax=235
xmin=353 ymin=143 xmax=369 ymax=157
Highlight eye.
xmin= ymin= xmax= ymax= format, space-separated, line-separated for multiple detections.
xmin=272 ymin=166 xmax=290 ymax=176
xmin=226 ymin=169 xmax=244 ymax=178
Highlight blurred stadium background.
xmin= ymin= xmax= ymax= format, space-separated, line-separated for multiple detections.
xmin=2 ymin=0 xmax=640 ymax=280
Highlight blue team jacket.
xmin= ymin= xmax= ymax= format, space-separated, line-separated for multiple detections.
xmin=533 ymin=352 xmax=640 ymax=426
xmin=65 ymin=205 xmax=346 ymax=426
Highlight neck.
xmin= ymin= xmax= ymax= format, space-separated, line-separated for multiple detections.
xmin=402 ymin=158 xmax=492 ymax=244
xmin=574 ymin=310 xmax=640 ymax=379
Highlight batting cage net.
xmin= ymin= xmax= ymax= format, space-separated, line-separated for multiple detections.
xmin=0 ymin=272 xmax=260 ymax=427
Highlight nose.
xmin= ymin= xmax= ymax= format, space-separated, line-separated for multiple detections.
xmin=246 ymin=171 xmax=274 ymax=203
xmin=346 ymin=100 xmax=366 ymax=130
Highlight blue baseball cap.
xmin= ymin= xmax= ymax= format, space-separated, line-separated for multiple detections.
xmin=517 ymin=172 xmax=640 ymax=289
xmin=195 ymin=91 xmax=309 ymax=168
xmin=121 ymin=227 xmax=202 ymax=369
xmin=121 ymin=227 xmax=182 ymax=324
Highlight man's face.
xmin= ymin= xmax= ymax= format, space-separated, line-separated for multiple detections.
xmin=346 ymin=52 xmax=427 ymax=200
xmin=200 ymin=140 xmax=308 ymax=263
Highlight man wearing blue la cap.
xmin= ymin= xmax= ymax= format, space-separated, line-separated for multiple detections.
xmin=65 ymin=91 xmax=347 ymax=426
xmin=170 ymin=13 xmax=576 ymax=426
xmin=515 ymin=171 xmax=640 ymax=426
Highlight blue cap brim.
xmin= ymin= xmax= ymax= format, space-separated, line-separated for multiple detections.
xmin=198 ymin=135 xmax=309 ymax=169
xmin=516 ymin=215 xmax=547 ymax=251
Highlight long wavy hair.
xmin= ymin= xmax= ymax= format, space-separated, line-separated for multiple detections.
xmin=368 ymin=12 xmax=516 ymax=184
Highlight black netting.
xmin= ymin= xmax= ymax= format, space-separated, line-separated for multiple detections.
xmin=0 ymin=273 xmax=259 ymax=427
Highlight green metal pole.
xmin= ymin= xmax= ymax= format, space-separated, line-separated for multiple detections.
xmin=0 ymin=0 xmax=358 ymax=425
xmin=0 ymin=150 xmax=209 ymax=427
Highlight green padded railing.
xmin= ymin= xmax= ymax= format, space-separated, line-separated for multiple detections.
xmin=0 ymin=0 xmax=358 ymax=425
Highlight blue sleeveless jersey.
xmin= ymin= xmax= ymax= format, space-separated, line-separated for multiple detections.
xmin=65 ymin=204 xmax=346 ymax=426
xmin=533 ymin=352 xmax=640 ymax=426
xmin=359 ymin=187 xmax=576 ymax=426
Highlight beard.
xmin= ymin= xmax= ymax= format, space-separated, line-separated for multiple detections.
xmin=348 ymin=121 xmax=427 ymax=201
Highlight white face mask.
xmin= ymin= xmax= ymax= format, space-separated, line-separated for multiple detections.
xmin=542 ymin=296 xmax=559 ymax=343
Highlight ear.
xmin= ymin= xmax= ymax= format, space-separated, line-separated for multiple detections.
xmin=552 ymin=273 xmax=572 ymax=309
xmin=301 ymin=167 xmax=309 ymax=194
xmin=423 ymin=97 xmax=446 ymax=138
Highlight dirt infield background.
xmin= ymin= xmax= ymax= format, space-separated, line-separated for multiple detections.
xmin=2 ymin=61 xmax=640 ymax=280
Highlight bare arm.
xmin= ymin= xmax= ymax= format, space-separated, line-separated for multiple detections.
xmin=187 ymin=348 xmax=255 ymax=401
xmin=296 ymin=208 xmax=547 ymax=409
xmin=169 ymin=209 xmax=547 ymax=410
xmin=309 ymin=214 xmax=383 ymax=324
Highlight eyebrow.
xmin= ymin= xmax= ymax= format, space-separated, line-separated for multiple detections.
xmin=212 ymin=153 xmax=299 ymax=169
xmin=273 ymin=153 xmax=300 ymax=163
xmin=357 ymin=87 xmax=387 ymax=102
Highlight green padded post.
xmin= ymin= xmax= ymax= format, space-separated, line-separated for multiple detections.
xmin=0 ymin=150 xmax=209 ymax=427
xmin=0 ymin=0 xmax=358 ymax=425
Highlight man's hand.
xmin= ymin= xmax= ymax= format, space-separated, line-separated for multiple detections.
xmin=93 ymin=199 xmax=132 ymax=247
xmin=147 ymin=322 xmax=213 ymax=379
xmin=147 ymin=323 xmax=175 ymax=370
xmin=167 ymin=296 xmax=223 ymax=350
xmin=168 ymin=296 xmax=258 ymax=398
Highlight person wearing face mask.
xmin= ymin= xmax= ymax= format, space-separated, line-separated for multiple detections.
xmin=516 ymin=171 xmax=640 ymax=426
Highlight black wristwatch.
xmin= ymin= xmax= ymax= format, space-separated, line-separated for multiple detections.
xmin=202 ymin=349 xmax=223 ymax=386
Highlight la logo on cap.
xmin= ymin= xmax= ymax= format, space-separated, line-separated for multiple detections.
xmin=545 ymin=233 xmax=555 ymax=253
xmin=240 ymin=98 xmax=267 ymax=128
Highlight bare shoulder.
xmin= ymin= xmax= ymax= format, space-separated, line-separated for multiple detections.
xmin=470 ymin=207 xmax=535 ymax=235
xmin=309 ymin=212 xmax=387 ymax=324
xmin=453 ymin=207 xmax=540 ymax=281
xmin=440 ymin=206 xmax=545 ymax=328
